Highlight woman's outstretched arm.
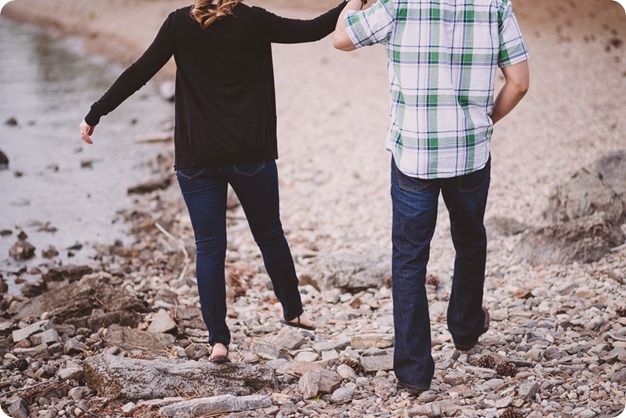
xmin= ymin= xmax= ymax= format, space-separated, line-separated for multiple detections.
xmin=81 ymin=13 xmax=176 ymax=142
xmin=254 ymin=1 xmax=348 ymax=44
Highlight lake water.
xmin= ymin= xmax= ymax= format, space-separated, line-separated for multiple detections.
xmin=0 ymin=18 xmax=174 ymax=277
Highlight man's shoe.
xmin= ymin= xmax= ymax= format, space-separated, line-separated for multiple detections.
xmin=454 ymin=307 xmax=490 ymax=351
xmin=396 ymin=380 xmax=430 ymax=395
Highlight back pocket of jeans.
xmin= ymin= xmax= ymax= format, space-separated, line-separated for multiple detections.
xmin=233 ymin=161 xmax=266 ymax=177
xmin=395 ymin=167 xmax=433 ymax=192
xmin=176 ymin=167 xmax=205 ymax=181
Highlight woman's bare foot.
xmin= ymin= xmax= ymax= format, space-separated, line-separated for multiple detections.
xmin=284 ymin=314 xmax=316 ymax=330
xmin=209 ymin=343 xmax=229 ymax=362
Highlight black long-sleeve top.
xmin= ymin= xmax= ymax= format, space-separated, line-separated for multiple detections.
xmin=85 ymin=2 xmax=347 ymax=168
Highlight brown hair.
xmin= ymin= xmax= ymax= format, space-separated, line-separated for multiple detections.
xmin=191 ymin=0 xmax=243 ymax=29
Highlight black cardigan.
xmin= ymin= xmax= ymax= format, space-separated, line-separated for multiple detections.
xmin=85 ymin=2 xmax=347 ymax=168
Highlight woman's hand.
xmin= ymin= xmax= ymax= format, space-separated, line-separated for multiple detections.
xmin=79 ymin=120 xmax=96 ymax=144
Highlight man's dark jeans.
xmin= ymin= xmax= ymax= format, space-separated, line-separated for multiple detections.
xmin=390 ymin=157 xmax=490 ymax=389
xmin=176 ymin=160 xmax=303 ymax=347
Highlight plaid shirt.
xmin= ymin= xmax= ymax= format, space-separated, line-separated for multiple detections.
xmin=345 ymin=0 xmax=529 ymax=178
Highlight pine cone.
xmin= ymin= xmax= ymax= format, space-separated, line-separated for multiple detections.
xmin=501 ymin=408 xmax=524 ymax=418
xmin=495 ymin=362 xmax=517 ymax=377
xmin=477 ymin=355 xmax=496 ymax=369
xmin=426 ymin=274 xmax=439 ymax=287
xmin=3 ymin=358 xmax=28 ymax=371
xmin=617 ymin=307 xmax=626 ymax=317
xmin=341 ymin=358 xmax=365 ymax=374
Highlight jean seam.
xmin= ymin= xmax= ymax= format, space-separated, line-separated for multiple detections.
xmin=395 ymin=167 xmax=432 ymax=193
xmin=233 ymin=162 xmax=266 ymax=177
xmin=176 ymin=168 xmax=205 ymax=181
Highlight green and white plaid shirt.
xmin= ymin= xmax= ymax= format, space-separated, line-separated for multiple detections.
xmin=345 ymin=0 xmax=529 ymax=178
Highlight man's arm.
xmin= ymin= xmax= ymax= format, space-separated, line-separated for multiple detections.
xmin=491 ymin=60 xmax=530 ymax=124
xmin=333 ymin=0 xmax=364 ymax=51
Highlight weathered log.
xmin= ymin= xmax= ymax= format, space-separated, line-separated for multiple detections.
xmin=83 ymin=354 xmax=276 ymax=401
xmin=159 ymin=394 xmax=271 ymax=417
xmin=127 ymin=176 xmax=172 ymax=195
xmin=9 ymin=273 xmax=148 ymax=323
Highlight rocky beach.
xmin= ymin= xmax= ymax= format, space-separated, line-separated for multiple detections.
xmin=0 ymin=0 xmax=625 ymax=417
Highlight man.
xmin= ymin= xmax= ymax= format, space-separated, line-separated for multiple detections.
xmin=334 ymin=0 xmax=529 ymax=394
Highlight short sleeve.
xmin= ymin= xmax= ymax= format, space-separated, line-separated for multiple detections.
xmin=344 ymin=0 xmax=395 ymax=48
xmin=498 ymin=0 xmax=529 ymax=68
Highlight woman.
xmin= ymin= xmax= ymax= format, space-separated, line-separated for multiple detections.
xmin=79 ymin=0 xmax=355 ymax=363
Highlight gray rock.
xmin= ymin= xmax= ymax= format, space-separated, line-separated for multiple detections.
xmin=495 ymin=396 xmax=514 ymax=408
xmin=518 ymin=212 xmax=624 ymax=265
xmin=277 ymin=361 xmax=323 ymax=378
xmin=30 ymin=329 xmax=60 ymax=345
xmin=84 ymin=354 xmax=275 ymax=400
xmin=337 ymin=364 xmax=358 ymax=380
xmin=321 ymin=350 xmax=339 ymax=361
xmin=350 ymin=334 xmax=394 ymax=349
xmin=103 ymin=325 xmax=175 ymax=353
xmin=57 ymin=367 xmax=83 ymax=381
xmin=330 ymin=387 xmax=355 ymax=404
xmin=485 ymin=216 xmax=530 ymax=238
xmin=9 ymin=238 xmax=36 ymax=261
xmin=251 ymin=340 xmax=289 ymax=360
xmin=68 ymin=386 xmax=94 ymax=400
xmin=545 ymin=167 xmax=623 ymax=223
xmin=7 ymin=397 xmax=29 ymax=418
xmin=64 ymin=339 xmax=88 ymax=355
xmin=12 ymin=320 xmax=53 ymax=342
xmin=159 ymin=395 xmax=271 ymax=417
xmin=121 ymin=402 xmax=136 ymax=414
xmin=543 ymin=346 xmax=562 ymax=361
xmin=371 ymin=376 xmax=396 ymax=399
xmin=360 ymin=353 xmax=393 ymax=372
xmin=148 ymin=309 xmax=177 ymax=334
xmin=0 ymin=149 xmax=8 ymax=168
xmin=307 ymin=251 xmax=390 ymax=291
xmin=42 ymin=265 xmax=93 ymax=283
xmin=443 ymin=372 xmax=468 ymax=386
xmin=313 ymin=337 xmax=351 ymax=353
xmin=405 ymin=402 xmax=442 ymax=417
xmin=293 ymin=351 xmax=319 ymax=362
xmin=271 ymin=327 xmax=308 ymax=351
xmin=519 ymin=381 xmax=540 ymax=400
xmin=546 ymin=151 xmax=626 ymax=224
xmin=184 ymin=343 xmax=209 ymax=360
xmin=610 ymin=368 xmax=626 ymax=384
xmin=595 ymin=150 xmax=626 ymax=201
xmin=298 ymin=369 xmax=342 ymax=399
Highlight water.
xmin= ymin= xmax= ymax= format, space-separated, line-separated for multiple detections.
xmin=0 ymin=18 xmax=174 ymax=277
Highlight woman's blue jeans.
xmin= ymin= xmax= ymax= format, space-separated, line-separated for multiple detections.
xmin=390 ymin=157 xmax=490 ymax=389
xmin=176 ymin=160 xmax=303 ymax=347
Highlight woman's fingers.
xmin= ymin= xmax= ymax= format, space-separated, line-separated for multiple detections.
xmin=79 ymin=120 xmax=95 ymax=144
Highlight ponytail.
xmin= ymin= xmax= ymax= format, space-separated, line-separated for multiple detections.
xmin=191 ymin=0 xmax=242 ymax=29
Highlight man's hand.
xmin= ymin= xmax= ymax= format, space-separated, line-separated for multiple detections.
xmin=79 ymin=120 xmax=95 ymax=144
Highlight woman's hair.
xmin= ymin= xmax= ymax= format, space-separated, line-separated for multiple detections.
xmin=191 ymin=0 xmax=243 ymax=29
